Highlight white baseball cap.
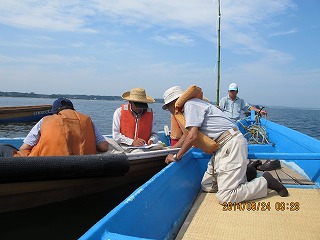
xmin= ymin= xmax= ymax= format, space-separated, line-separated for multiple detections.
xmin=162 ymin=86 xmax=184 ymax=110
xmin=228 ymin=83 xmax=238 ymax=91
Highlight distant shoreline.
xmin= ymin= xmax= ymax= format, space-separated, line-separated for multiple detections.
xmin=0 ymin=91 xmax=164 ymax=103
xmin=1 ymin=92 xmax=319 ymax=110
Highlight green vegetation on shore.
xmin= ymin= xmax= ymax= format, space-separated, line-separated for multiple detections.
xmin=0 ymin=91 xmax=164 ymax=103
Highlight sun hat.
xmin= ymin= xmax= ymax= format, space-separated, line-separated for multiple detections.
xmin=228 ymin=83 xmax=238 ymax=91
xmin=51 ymin=98 xmax=74 ymax=114
xmin=122 ymin=88 xmax=155 ymax=105
xmin=162 ymin=86 xmax=184 ymax=110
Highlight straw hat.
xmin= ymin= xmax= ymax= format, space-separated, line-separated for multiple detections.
xmin=122 ymin=88 xmax=155 ymax=103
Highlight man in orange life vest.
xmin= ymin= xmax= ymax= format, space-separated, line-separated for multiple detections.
xmin=15 ymin=98 xmax=109 ymax=156
xmin=112 ymin=88 xmax=158 ymax=147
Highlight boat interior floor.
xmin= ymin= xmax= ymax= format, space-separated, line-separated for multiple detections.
xmin=177 ymin=188 xmax=320 ymax=240
xmin=177 ymin=162 xmax=319 ymax=240
xmin=258 ymin=160 xmax=314 ymax=186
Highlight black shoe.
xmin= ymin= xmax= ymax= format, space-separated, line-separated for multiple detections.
xmin=263 ymin=172 xmax=289 ymax=197
xmin=248 ymin=160 xmax=262 ymax=169
xmin=257 ymin=160 xmax=281 ymax=171
xmin=246 ymin=166 xmax=257 ymax=182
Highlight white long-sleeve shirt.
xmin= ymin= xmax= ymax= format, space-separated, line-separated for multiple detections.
xmin=112 ymin=107 xmax=158 ymax=145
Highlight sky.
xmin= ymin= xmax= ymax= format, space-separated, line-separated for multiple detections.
xmin=0 ymin=0 xmax=319 ymax=109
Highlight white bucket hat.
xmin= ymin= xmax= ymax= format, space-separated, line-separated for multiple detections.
xmin=162 ymin=86 xmax=184 ymax=110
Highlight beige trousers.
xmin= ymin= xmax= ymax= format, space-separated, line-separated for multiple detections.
xmin=201 ymin=133 xmax=268 ymax=204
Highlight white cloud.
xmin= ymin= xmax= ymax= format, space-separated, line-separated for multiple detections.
xmin=0 ymin=53 xmax=94 ymax=65
xmin=270 ymin=28 xmax=299 ymax=37
xmin=0 ymin=1 xmax=296 ymax=51
xmin=1 ymin=0 xmax=318 ymax=108
xmin=0 ymin=1 xmax=97 ymax=32
xmin=152 ymin=33 xmax=194 ymax=46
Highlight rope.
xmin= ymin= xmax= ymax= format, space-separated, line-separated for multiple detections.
xmin=237 ymin=116 xmax=270 ymax=144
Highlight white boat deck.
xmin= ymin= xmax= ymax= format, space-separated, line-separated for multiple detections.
xmin=177 ymin=163 xmax=320 ymax=240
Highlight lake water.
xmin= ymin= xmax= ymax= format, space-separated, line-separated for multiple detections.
xmin=0 ymin=97 xmax=319 ymax=240
xmin=0 ymin=97 xmax=171 ymax=138
xmin=0 ymin=97 xmax=319 ymax=140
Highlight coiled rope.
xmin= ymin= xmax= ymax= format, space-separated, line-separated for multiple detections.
xmin=238 ymin=114 xmax=270 ymax=144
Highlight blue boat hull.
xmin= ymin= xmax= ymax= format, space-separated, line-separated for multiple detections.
xmin=80 ymin=149 xmax=210 ymax=240
xmin=238 ymin=117 xmax=320 ymax=185
xmin=80 ymin=118 xmax=320 ymax=240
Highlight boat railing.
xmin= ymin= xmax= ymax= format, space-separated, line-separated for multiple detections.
xmin=248 ymin=152 xmax=320 ymax=160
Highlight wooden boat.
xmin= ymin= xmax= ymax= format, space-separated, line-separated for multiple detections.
xmin=0 ymin=104 xmax=52 ymax=123
xmin=0 ymin=136 xmax=178 ymax=213
xmin=79 ymin=114 xmax=320 ymax=240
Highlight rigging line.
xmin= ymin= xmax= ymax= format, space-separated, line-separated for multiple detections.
xmin=280 ymin=169 xmax=304 ymax=185
xmin=274 ymin=170 xmax=282 ymax=183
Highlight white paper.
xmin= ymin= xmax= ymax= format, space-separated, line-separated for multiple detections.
xmin=127 ymin=143 xmax=159 ymax=149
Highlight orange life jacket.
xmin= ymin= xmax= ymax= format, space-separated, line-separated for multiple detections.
xmin=170 ymin=114 xmax=183 ymax=140
xmin=120 ymin=104 xmax=153 ymax=142
xmin=16 ymin=109 xmax=97 ymax=156
xmin=174 ymin=85 xmax=220 ymax=154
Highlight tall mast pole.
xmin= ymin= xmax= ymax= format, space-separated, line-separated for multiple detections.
xmin=216 ymin=0 xmax=221 ymax=105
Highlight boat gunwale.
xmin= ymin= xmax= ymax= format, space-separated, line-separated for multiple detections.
xmin=0 ymin=104 xmax=52 ymax=113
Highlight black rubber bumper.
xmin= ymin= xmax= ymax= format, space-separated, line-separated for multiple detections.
xmin=0 ymin=153 xmax=130 ymax=183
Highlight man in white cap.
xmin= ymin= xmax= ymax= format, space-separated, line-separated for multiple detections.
xmin=219 ymin=83 xmax=267 ymax=123
xmin=220 ymin=83 xmax=280 ymax=171
xmin=162 ymin=85 xmax=288 ymax=204
xmin=112 ymin=88 xmax=158 ymax=147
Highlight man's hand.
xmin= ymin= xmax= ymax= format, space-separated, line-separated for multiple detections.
xmin=132 ymin=138 xmax=146 ymax=146
xmin=260 ymin=109 xmax=267 ymax=116
xmin=165 ymin=153 xmax=176 ymax=164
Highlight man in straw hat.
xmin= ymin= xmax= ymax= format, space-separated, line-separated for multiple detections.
xmin=162 ymin=85 xmax=288 ymax=204
xmin=112 ymin=88 xmax=158 ymax=147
